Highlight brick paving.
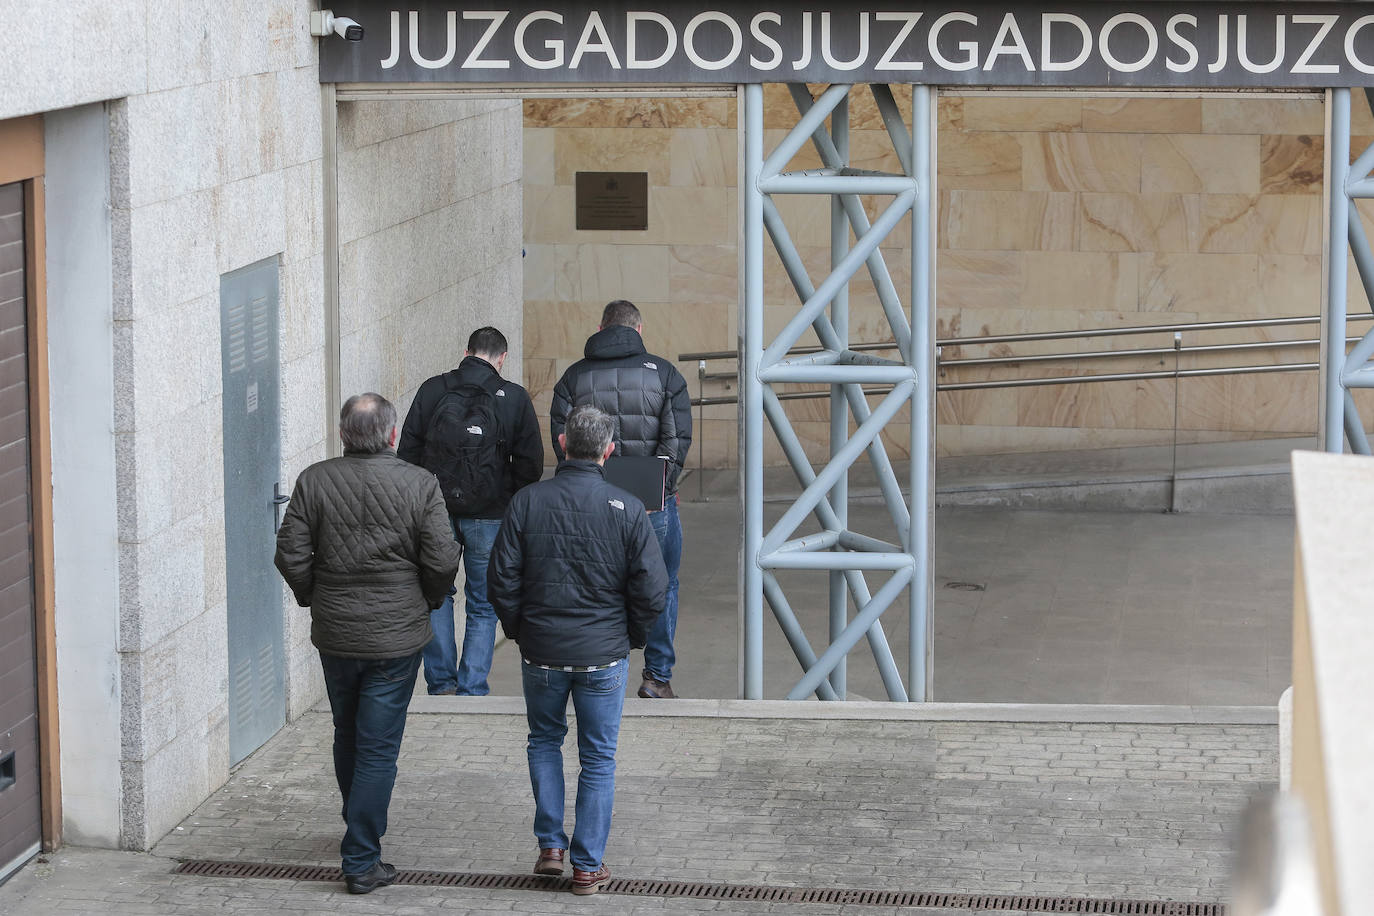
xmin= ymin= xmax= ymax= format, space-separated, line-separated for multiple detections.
xmin=4 ymin=708 xmax=1276 ymax=914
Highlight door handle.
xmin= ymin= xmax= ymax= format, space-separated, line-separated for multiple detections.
xmin=273 ymin=483 xmax=290 ymax=532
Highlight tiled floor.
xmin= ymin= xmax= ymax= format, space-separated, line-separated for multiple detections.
xmin=481 ymin=463 xmax=1293 ymax=706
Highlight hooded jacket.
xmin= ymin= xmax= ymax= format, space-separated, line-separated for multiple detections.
xmin=274 ymin=450 xmax=463 ymax=659
xmin=397 ymin=355 xmax=544 ymax=519
xmin=549 ymin=325 xmax=692 ymax=497
xmin=487 ymin=460 xmax=667 ymax=667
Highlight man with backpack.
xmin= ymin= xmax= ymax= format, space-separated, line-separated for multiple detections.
xmin=550 ymin=300 xmax=691 ymax=699
xmin=398 ymin=327 xmax=543 ymax=696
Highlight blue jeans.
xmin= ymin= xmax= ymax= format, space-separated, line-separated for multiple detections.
xmin=319 ymin=651 xmax=421 ymax=876
xmin=421 ymin=516 xmax=502 ymax=695
xmin=522 ymin=657 xmax=628 ymax=871
xmin=643 ymin=498 xmax=682 ymax=682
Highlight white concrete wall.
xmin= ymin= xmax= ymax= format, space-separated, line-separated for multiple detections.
xmin=45 ymin=103 xmax=122 ymax=848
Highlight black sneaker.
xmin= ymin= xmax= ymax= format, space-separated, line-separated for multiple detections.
xmin=345 ymin=861 xmax=398 ymax=895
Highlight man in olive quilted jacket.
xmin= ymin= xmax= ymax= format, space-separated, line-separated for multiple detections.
xmin=275 ymin=392 xmax=462 ymax=895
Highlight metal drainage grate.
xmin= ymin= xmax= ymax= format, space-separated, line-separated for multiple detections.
xmin=174 ymin=859 xmax=1225 ymax=914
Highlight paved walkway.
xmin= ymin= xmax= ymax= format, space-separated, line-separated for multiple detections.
xmin=4 ymin=704 xmax=1276 ymax=914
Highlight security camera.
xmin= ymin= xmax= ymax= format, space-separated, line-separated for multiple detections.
xmin=310 ymin=10 xmax=363 ymax=41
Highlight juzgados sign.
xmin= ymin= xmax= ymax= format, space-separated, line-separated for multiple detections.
xmin=320 ymin=2 xmax=1374 ymax=87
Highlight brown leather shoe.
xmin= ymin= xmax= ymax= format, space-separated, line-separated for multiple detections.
xmin=637 ymin=673 xmax=676 ymax=699
xmin=570 ymin=863 xmax=611 ymax=895
xmin=533 ymin=847 xmax=565 ymax=876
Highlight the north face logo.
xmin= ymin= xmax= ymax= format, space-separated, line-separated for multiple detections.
xmin=643 ymin=361 xmax=657 ymax=370
xmin=608 ymin=499 xmax=625 ymax=510
xmin=496 ymin=389 xmax=505 ymax=396
xmin=467 ymin=426 xmax=483 ymax=435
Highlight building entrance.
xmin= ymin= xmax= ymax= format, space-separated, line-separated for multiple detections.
xmin=317 ymin=1 xmax=1374 ymax=703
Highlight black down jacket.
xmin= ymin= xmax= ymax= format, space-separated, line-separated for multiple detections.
xmin=487 ymin=460 xmax=667 ymax=668
xmin=550 ymin=325 xmax=692 ymax=496
xmin=274 ymin=451 xmax=463 ymax=659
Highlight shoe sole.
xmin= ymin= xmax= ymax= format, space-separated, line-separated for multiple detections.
xmin=346 ymin=878 xmax=393 ymax=895
xmin=533 ymin=864 xmax=564 ymax=876
xmin=570 ymin=878 xmax=609 ymax=895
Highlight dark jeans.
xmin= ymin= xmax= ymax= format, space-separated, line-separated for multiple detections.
xmin=421 ymin=516 xmax=502 ymax=695
xmin=319 ymin=651 xmax=421 ymax=876
xmin=522 ymin=657 xmax=628 ymax=871
xmin=644 ymin=498 xmax=682 ymax=682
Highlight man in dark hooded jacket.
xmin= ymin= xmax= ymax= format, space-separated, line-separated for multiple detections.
xmin=549 ymin=300 xmax=691 ymax=699
xmin=275 ymin=392 xmax=462 ymax=895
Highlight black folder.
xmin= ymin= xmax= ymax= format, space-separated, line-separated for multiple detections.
xmin=603 ymin=455 xmax=668 ymax=511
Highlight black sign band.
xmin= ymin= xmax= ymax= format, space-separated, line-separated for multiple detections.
xmin=320 ymin=3 xmax=1374 ymax=89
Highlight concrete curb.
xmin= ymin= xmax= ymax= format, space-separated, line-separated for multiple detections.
xmin=406 ymin=695 xmax=1277 ymax=725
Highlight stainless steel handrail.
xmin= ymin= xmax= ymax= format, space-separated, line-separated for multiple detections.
xmin=678 ymin=312 xmax=1374 ymax=364
xmin=940 ymin=335 xmax=1358 ymax=370
xmin=690 ymin=362 xmax=1319 ymax=406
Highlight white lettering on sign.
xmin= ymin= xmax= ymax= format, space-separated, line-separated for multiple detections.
xmin=1293 ymin=15 xmax=1339 ymax=74
xmin=462 ymin=10 xmax=511 ymax=68
xmin=628 ymin=12 xmax=676 ymax=69
xmin=514 ymin=10 xmax=564 ymax=68
xmin=929 ymin=12 xmax=979 ymax=71
xmin=352 ymin=4 xmax=1374 ymax=88
xmin=1041 ymin=13 xmax=1091 ymax=72
xmin=874 ymin=12 xmax=922 ymax=71
xmin=749 ymin=12 xmax=783 ymax=69
xmin=1166 ymin=14 xmax=1200 ymax=73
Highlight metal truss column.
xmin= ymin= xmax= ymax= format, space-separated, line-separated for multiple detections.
xmin=740 ymin=83 xmax=934 ymax=701
xmin=1325 ymin=87 xmax=1374 ymax=454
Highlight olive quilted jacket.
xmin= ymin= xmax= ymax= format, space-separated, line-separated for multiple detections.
xmin=274 ymin=450 xmax=463 ymax=659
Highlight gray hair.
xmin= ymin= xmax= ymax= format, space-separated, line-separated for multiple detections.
xmin=564 ymin=404 xmax=615 ymax=460
xmin=600 ymin=299 xmax=642 ymax=329
xmin=339 ymin=392 xmax=397 ymax=454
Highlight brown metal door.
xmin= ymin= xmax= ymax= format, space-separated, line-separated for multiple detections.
xmin=0 ymin=180 xmax=40 ymax=874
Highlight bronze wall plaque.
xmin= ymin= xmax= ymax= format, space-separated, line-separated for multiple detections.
xmin=575 ymin=172 xmax=648 ymax=231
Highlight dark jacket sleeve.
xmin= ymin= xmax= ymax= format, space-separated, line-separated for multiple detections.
xmin=397 ymin=380 xmax=436 ymax=465
xmin=549 ymin=370 xmax=573 ymax=462
xmin=657 ymin=366 xmax=693 ymax=493
xmin=487 ymin=499 xmax=526 ymax=641
xmin=508 ymin=389 xmax=544 ymax=492
xmin=273 ymin=477 xmax=315 ymax=608
xmin=623 ymin=508 xmax=668 ymax=649
xmin=416 ymin=476 xmax=463 ymax=608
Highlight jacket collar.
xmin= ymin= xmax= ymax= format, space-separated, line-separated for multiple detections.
xmin=584 ymin=324 xmax=646 ymax=360
xmin=555 ymin=459 xmax=606 ymax=478
xmin=458 ymin=354 xmax=500 ymax=378
xmin=342 ymin=448 xmax=393 ymax=459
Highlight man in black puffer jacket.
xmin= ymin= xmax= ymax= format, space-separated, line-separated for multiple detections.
xmin=489 ymin=404 xmax=667 ymax=896
xmin=549 ymin=300 xmax=691 ymax=700
xmin=275 ymin=393 xmax=462 ymax=896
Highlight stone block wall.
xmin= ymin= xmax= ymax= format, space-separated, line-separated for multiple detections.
xmin=103 ymin=3 xmax=324 ymax=850
xmin=336 ymin=99 xmax=524 ymax=415
xmin=523 ymin=88 xmax=1374 ymax=467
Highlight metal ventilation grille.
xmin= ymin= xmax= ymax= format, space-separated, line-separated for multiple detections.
xmin=173 ymin=860 xmax=1226 ymax=914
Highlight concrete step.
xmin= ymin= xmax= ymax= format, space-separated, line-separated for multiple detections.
xmin=685 ymin=436 xmax=1312 ymax=514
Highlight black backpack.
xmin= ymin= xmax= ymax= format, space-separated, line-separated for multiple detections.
xmin=420 ymin=372 xmax=506 ymax=517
